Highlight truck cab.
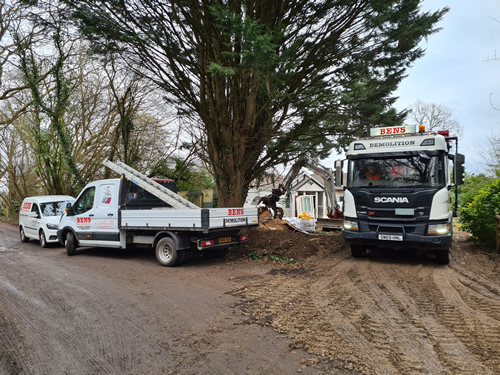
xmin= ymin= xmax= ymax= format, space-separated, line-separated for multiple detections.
xmin=339 ymin=125 xmax=464 ymax=264
xmin=64 ymin=179 xmax=122 ymax=248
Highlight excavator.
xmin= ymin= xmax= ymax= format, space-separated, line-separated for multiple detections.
xmin=259 ymin=157 xmax=344 ymax=229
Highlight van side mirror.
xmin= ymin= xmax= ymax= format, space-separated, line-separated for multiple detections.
xmin=65 ymin=202 xmax=74 ymax=216
xmin=454 ymin=153 xmax=465 ymax=185
xmin=29 ymin=211 xmax=39 ymax=219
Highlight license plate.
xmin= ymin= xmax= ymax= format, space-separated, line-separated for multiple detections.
xmin=378 ymin=234 xmax=403 ymax=241
xmin=219 ymin=237 xmax=232 ymax=243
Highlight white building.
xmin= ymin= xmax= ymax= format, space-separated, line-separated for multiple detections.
xmin=245 ymin=171 xmax=345 ymax=219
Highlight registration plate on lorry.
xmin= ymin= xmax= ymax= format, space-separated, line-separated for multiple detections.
xmin=378 ymin=234 xmax=403 ymax=241
xmin=219 ymin=237 xmax=232 ymax=243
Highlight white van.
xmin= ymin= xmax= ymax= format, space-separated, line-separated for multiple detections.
xmin=19 ymin=195 xmax=75 ymax=248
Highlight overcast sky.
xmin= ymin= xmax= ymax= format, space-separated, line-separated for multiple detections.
xmin=321 ymin=1 xmax=500 ymax=174
xmin=394 ymin=0 xmax=500 ymax=174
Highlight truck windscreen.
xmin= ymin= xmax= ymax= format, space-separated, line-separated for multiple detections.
xmin=348 ymin=154 xmax=445 ymax=188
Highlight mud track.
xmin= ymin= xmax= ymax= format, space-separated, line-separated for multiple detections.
xmin=1 ymin=220 xmax=499 ymax=374
xmin=233 ymin=230 xmax=500 ymax=374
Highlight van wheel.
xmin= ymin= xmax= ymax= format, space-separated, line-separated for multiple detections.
xmin=435 ymin=249 xmax=450 ymax=265
xmin=20 ymin=227 xmax=29 ymax=243
xmin=39 ymin=230 xmax=48 ymax=248
xmin=351 ymin=244 xmax=367 ymax=258
xmin=155 ymin=237 xmax=178 ymax=267
xmin=66 ymin=232 xmax=77 ymax=256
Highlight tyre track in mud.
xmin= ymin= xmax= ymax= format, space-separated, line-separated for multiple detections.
xmin=233 ymin=238 xmax=500 ymax=374
xmin=2 ymin=220 xmax=499 ymax=374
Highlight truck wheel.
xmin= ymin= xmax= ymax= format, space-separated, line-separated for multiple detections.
xmin=434 ymin=249 xmax=450 ymax=265
xmin=20 ymin=227 xmax=29 ymax=243
xmin=155 ymin=237 xmax=179 ymax=267
xmin=66 ymin=232 xmax=77 ymax=256
xmin=351 ymin=244 xmax=367 ymax=258
xmin=39 ymin=230 xmax=48 ymax=248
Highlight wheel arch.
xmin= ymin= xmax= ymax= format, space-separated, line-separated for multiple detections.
xmin=152 ymin=231 xmax=191 ymax=250
xmin=59 ymin=227 xmax=79 ymax=246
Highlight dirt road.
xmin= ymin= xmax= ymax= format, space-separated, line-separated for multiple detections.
xmin=1 ymin=221 xmax=499 ymax=375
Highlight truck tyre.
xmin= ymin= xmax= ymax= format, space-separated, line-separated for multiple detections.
xmin=20 ymin=226 xmax=29 ymax=243
xmin=39 ymin=230 xmax=47 ymax=248
xmin=434 ymin=249 xmax=450 ymax=265
xmin=66 ymin=232 xmax=77 ymax=256
xmin=351 ymin=244 xmax=367 ymax=258
xmin=155 ymin=237 xmax=179 ymax=267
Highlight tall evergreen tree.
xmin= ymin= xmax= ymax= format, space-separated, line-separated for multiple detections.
xmin=58 ymin=0 xmax=447 ymax=206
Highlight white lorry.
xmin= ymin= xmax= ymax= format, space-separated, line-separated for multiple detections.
xmin=337 ymin=124 xmax=464 ymax=264
xmin=57 ymin=160 xmax=259 ymax=266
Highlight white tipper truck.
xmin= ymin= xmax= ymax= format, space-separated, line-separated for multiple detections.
xmin=57 ymin=160 xmax=259 ymax=266
xmin=338 ymin=124 xmax=464 ymax=264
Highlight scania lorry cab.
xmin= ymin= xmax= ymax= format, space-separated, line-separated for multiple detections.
xmin=339 ymin=125 xmax=464 ymax=264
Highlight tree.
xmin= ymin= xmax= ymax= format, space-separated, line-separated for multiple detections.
xmin=459 ymin=176 xmax=500 ymax=250
xmin=0 ymin=0 xmax=46 ymax=128
xmin=14 ymin=3 xmax=86 ymax=191
xmin=59 ymin=0 xmax=447 ymax=206
xmin=406 ymin=100 xmax=463 ymax=138
xmin=478 ymin=131 xmax=500 ymax=178
xmin=149 ymin=157 xmax=215 ymax=192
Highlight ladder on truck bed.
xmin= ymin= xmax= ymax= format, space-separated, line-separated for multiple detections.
xmin=102 ymin=160 xmax=199 ymax=209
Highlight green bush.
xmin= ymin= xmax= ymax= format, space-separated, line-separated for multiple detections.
xmin=459 ymin=178 xmax=500 ymax=249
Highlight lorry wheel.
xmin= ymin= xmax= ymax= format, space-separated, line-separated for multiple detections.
xmin=155 ymin=237 xmax=179 ymax=267
xmin=434 ymin=249 xmax=450 ymax=265
xmin=39 ymin=230 xmax=48 ymax=248
xmin=20 ymin=227 xmax=29 ymax=243
xmin=65 ymin=232 xmax=77 ymax=256
xmin=351 ymin=244 xmax=367 ymax=258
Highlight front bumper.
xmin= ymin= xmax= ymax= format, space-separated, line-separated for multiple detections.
xmin=342 ymin=229 xmax=452 ymax=250
xmin=45 ymin=229 xmax=60 ymax=243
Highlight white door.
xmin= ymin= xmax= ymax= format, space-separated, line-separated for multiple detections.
xmin=72 ymin=185 xmax=96 ymax=245
xmin=27 ymin=203 xmax=41 ymax=238
xmin=91 ymin=182 xmax=120 ymax=245
xmin=296 ymin=195 xmax=315 ymax=219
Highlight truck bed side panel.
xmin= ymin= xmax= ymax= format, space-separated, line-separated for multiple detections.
xmin=119 ymin=208 xmax=259 ymax=230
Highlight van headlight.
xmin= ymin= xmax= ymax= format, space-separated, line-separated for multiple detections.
xmin=46 ymin=223 xmax=58 ymax=230
xmin=428 ymin=223 xmax=449 ymax=235
xmin=343 ymin=219 xmax=359 ymax=231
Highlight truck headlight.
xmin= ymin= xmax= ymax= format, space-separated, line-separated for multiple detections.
xmin=46 ymin=223 xmax=58 ymax=230
xmin=428 ymin=223 xmax=449 ymax=235
xmin=343 ymin=219 xmax=359 ymax=231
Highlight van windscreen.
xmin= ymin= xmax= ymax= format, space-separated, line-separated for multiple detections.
xmin=40 ymin=201 xmax=72 ymax=216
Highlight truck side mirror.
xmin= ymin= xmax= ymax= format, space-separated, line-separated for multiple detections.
xmin=65 ymin=202 xmax=74 ymax=216
xmin=334 ymin=160 xmax=343 ymax=187
xmin=454 ymin=153 xmax=465 ymax=185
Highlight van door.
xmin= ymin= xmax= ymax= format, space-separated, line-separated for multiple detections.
xmin=91 ymin=181 xmax=120 ymax=244
xmin=27 ymin=202 xmax=41 ymax=238
xmin=72 ymin=185 xmax=96 ymax=245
